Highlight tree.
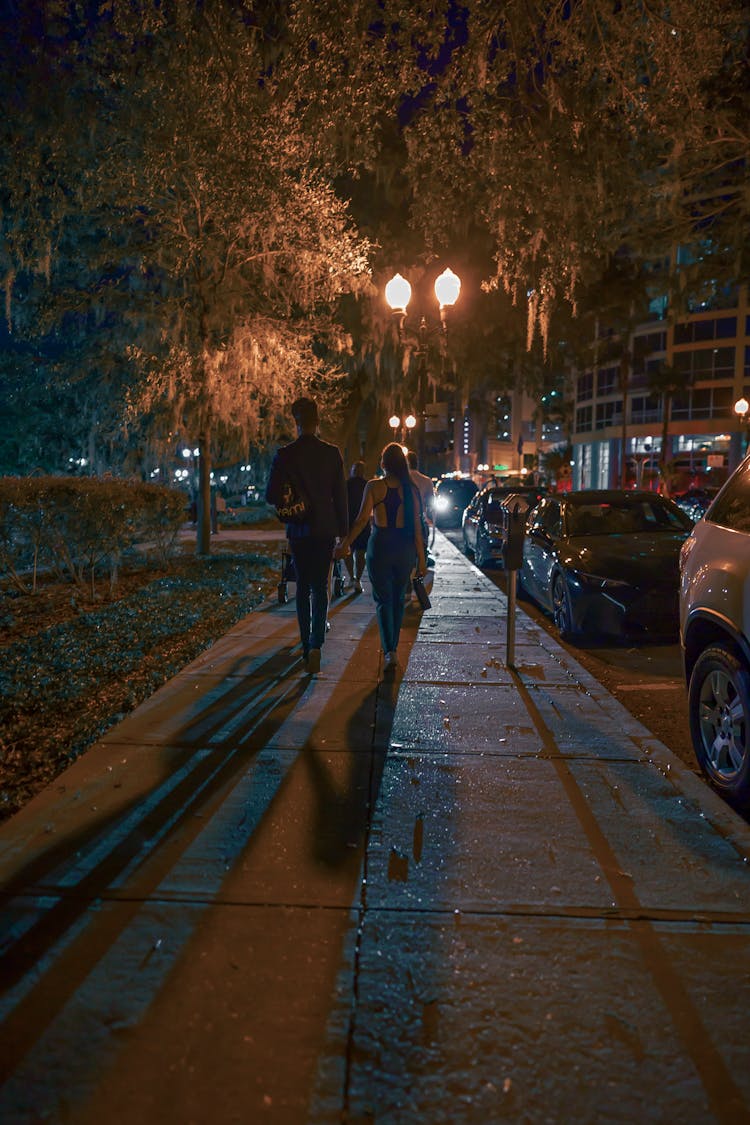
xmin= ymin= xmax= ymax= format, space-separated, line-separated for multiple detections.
xmin=1 ymin=2 xmax=372 ymax=549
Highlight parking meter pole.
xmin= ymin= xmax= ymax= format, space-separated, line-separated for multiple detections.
xmin=506 ymin=568 xmax=517 ymax=668
xmin=504 ymin=503 xmax=525 ymax=670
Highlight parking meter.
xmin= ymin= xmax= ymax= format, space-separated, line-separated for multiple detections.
xmin=505 ymin=503 xmax=526 ymax=571
xmin=505 ymin=502 xmax=525 ymax=668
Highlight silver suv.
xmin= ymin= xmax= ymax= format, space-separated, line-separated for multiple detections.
xmin=679 ymin=454 xmax=750 ymax=810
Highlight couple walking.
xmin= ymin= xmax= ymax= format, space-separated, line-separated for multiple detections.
xmin=266 ymin=397 xmax=427 ymax=675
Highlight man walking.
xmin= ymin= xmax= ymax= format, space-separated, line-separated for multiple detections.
xmin=266 ymin=397 xmax=348 ymax=673
xmin=407 ymin=449 xmax=435 ymax=563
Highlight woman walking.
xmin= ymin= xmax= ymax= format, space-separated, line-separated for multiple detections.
xmin=335 ymin=443 xmax=427 ymax=672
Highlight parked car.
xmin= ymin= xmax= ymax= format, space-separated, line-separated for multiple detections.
xmin=520 ymin=490 xmax=693 ymax=641
xmin=679 ymin=455 xmax=750 ymax=810
xmin=433 ymin=477 xmax=478 ymax=528
xmin=462 ymin=485 xmax=547 ymax=568
xmin=673 ymin=487 xmax=719 ymax=523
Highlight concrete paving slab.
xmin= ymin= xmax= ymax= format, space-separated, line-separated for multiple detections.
xmin=191 ymin=611 xmax=294 ymax=639
xmin=402 ymin=641 xmax=596 ymax=687
xmin=366 ymin=753 xmax=613 ymax=911
xmin=364 ymin=752 xmax=750 ymax=918
xmin=0 ymin=741 xmax=213 ymax=889
xmin=0 ymin=900 xmax=359 ymax=1125
xmin=95 ymin=651 xmax=320 ymax=748
xmin=389 ymin=682 xmax=643 ymax=759
xmin=312 ymin=911 xmax=747 ymax=1125
xmin=422 ymin=597 xmax=503 ymax=618
xmin=403 ymin=642 xmax=515 ymax=684
xmin=565 ymin=758 xmax=750 ymax=917
xmin=265 ymin=677 xmax=383 ymax=752
xmin=416 ymin=615 xmax=545 ymax=644
xmin=525 ymin=680 xmax=666 ymax=745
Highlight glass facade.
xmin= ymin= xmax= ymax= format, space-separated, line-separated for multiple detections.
xmin=673 ymin=346 xmax=735 ymax=381
xmin=569 ymin=291 xmax=749 ymax=488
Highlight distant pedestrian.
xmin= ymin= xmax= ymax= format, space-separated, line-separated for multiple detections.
xmin=266 ymin=397 xmax=348 ymax=674
xmin=344 ymin=461 xmax=370 ymax=593
xmin=407 ymin=449 xmax=434 ymax=555
xmin=335 ymin=442 xmax=426 ymax=674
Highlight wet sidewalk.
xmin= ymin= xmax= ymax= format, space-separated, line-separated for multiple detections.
xmin=1 ymin=533 xmax=750 ymax=1124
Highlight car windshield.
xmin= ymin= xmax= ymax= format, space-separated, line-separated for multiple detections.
xmin=484 ymin=494 xmax=508 ymax=518
xmin=566 ymin=498 xmax=692 ymax=536
xmin=484 ymin=488 xmax=542 ymax=517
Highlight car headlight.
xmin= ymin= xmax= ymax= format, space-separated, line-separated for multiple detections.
xmin=434 ymin=496 xmax=450 ymax=513
xmin=570 ymin=571 xmax=629 ymax=589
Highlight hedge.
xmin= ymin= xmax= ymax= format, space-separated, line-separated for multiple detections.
xmin=0 ymin=476 xmax=186 ymax=595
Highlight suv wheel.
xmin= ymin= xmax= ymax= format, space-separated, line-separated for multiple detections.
xmin=688 ymin=645 xmax=750 ymax=810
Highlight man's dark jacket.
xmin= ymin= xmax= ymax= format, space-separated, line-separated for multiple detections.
xmin=266 ymin=433 xmax=348 ymax=540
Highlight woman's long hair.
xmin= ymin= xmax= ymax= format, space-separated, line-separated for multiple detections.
xmin=381 ymin=442 xmax=416 ymax=538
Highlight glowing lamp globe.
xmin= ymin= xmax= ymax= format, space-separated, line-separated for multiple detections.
xmin=735 ymin=397 xmax=749 ymax=418
xmin=405 ymin=414 xmax=417 ymax=431
xmin=389 ymin=415 xmax=401 ymax=430
xmin=385 ymin=273 xmax=412 ymax=314
xmin=434 ymin=267 xmax=461 ymax=310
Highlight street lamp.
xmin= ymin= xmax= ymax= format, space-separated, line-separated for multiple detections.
xmin=433 ymin=267 xmax=461 ymax=328
xmin=384 ymin=266 xmax=462 ymax=470
xmin=388 ymin=413 xmax=417 ymax=446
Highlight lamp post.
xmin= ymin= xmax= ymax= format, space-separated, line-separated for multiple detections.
xmin=734 ymin=396 xmax=749 ymax=457
xmin=384 ymin=267 xmax=461 ymax=471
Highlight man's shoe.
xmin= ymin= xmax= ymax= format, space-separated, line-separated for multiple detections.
xmin=353 ymin=579 xmax=363 ymax=594
xmin=307 ymin=648 xmax=321 ymax=674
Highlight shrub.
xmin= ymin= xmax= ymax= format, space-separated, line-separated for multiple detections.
xmin=0 ymin=476 xmax=186 ymax=594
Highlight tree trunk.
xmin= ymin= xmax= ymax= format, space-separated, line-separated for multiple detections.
xmin=619 ymin=351 xmax=630 ymax=489
xmin=659 ymin=394 xmax=671 ymax=496
xmin=197 ymin=417 xmax=212 ymax=555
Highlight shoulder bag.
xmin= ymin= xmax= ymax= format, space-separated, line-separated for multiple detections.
xmin=274 ymin=461 xmax=311 ymax=526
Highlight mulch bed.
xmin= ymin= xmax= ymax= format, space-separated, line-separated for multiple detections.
xmin=0 ymin=542 xmax=281 ymax=821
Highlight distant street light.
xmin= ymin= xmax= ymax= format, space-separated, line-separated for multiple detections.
xmin=384 ymin=267 xmax=462 ymax=469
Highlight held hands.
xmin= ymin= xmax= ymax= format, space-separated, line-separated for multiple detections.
xmin=333 ymin=541 xmax=351 ymax=560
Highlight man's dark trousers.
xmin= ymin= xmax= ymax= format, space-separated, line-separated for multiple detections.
xmin=290 ymin=536 xmax=334 ymax=656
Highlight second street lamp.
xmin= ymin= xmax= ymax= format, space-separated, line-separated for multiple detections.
xmin=389 ymin=413 xmax=417 ymax=447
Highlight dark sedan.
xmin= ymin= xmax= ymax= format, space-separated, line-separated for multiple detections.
xmin=433 ymin=477 xmax=478 ymax=528
xmin=462 ymin=485 xmax=547 ymax=567
xmin=520 ymin=490 xmax=694 ymax=640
